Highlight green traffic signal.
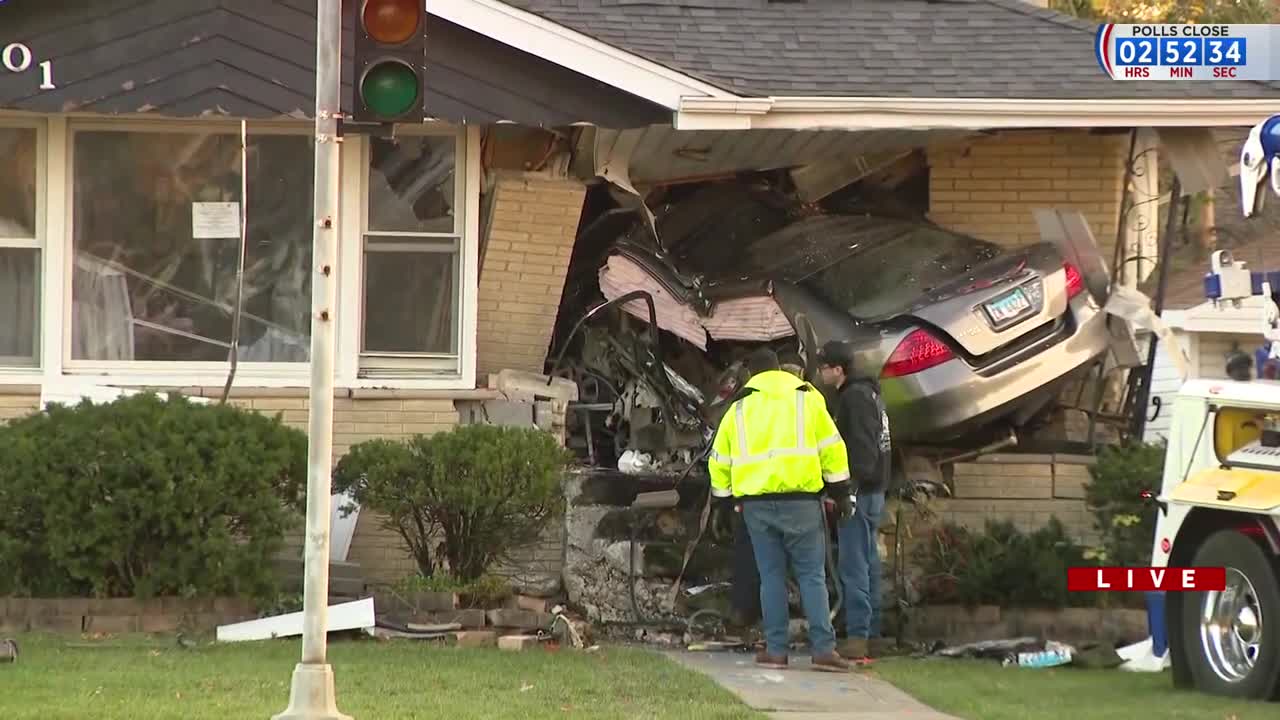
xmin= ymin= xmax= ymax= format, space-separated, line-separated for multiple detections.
xmin=360 ymin=60 xmax=420 ymax=118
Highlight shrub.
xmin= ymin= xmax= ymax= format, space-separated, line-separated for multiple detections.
xmin=0 ymin=393 xmax=307 ymax=600
xmin=1085 ymin=442 xmax=1165 ymax=567
xmin=913 ymin=518 xmax=1095 ymax=609
xmin=393 ymin=573 xmax=513 ymax=609
xmin=335 ymin=424 xmax=570 ymax=581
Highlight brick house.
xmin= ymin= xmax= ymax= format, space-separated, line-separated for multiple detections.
xmin=2 ymin=0 xmax=1278 ymax=582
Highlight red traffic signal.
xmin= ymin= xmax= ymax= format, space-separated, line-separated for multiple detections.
xmin=363 ymin=0 xmax=421 ymax=45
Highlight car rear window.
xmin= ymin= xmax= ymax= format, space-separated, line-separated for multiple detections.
xmin=801 ymin=225 xmax=1002 ymax=319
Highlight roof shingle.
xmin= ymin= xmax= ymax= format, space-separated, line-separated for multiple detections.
xmin=502 ymin=0 xmax=1280 ymax=99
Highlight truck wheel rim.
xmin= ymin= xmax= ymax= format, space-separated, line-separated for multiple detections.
xmin=1199 ymin=567 xmax=1263 ymax=683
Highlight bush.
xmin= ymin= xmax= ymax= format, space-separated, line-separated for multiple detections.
xmin=0 ymin=393 xmax=307 ymax=600
xmin=913 ymin=518 xmax=1095 ymax=609
xmin=1086 ymin=442 xmax=1165 ymax=567
xmin=393 ymin=573 xmax=513 ymax=609
xmin=335 ymin=424 xmax=570 ymax=581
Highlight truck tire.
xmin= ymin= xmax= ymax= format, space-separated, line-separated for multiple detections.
xmin=1180 ymin=529 xmax=1280 ymax=700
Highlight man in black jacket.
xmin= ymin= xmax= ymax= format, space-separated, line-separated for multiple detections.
xmin=816 ymin=341 xmax=892 ymax=660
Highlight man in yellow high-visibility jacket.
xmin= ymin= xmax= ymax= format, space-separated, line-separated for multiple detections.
xmin=709 ymin=348 xmax=854 ymax=673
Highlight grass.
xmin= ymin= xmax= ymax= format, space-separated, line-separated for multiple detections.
xmin=873 ymin=657 xmax=1276 ymax=720
xmin=0 ymin=634 xmax=762 ymax=720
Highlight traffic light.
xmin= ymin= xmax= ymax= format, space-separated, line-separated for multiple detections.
xmin=352 ymin=0 xmax=426 ymax=123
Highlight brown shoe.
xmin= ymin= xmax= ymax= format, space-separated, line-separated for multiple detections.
xmin=811 ymin=651 xmax=851 ymax=673
xmin=837 ymin=637 xmax=869 ymax=659
xmin=755 ymin=651 xmax=789 ymax=670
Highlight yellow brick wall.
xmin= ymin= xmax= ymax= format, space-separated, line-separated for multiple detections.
xmin=0 ymin=387 xmax=40 ymax=424
xmin=929 ymin=130 xmax=1128 ymax=259
xmin=476 ymin=171 xmax=586 ymax=378
xmin=928 ymin=455 xmax=1098 ymax=546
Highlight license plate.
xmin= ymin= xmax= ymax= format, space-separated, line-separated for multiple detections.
xmin=985 ymin=288 xmax=1031 ymax=324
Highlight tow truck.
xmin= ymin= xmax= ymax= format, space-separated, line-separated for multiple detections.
xmin=1152 ymin=116 xmax=1280 ymax=699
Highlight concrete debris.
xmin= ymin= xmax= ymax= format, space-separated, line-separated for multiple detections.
xmin=486 ymin=609 xmax=553 ymax=632
xmin=453 ymin=631 xmax=498 ymax=648
xmin=617 ymin=449 xmax=658 ymax=475
xmin=498 ymin=634 xmax=544 ymax=652
xmin=506 ymin=595 xmax=551 ymax=614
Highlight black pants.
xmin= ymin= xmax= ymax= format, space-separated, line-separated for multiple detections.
xmin=730 ymin=510 xmax=761 ymax=625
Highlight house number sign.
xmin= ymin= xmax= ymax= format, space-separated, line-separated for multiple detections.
xmin=2 ymin=43 xmax=55 ymax=90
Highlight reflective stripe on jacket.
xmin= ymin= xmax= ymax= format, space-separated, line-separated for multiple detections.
xmin=707 ymin=370 xmax=851 ymax=500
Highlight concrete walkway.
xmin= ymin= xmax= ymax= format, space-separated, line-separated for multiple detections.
xmin=669 ymin=651 xmax=961 ymax=720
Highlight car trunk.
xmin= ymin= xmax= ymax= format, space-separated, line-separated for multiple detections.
xmin=901 ymin=243 xmax=1070 ymax=357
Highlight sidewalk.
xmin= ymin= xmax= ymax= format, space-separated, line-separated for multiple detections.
xmin=669 ymin=651 xmax=961 ymax=720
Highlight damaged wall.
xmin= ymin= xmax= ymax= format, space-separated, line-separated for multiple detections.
xmin=477 ymin=171 xmax=587 ymax=377
xmin=929 ymin=130 xmax=1128 ymax=261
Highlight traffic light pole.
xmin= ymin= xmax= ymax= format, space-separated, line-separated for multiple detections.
xmin=273 ymin=0 xmax=349 ymax=718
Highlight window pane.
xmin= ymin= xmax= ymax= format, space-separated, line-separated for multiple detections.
xmin=0 ymin=248 xmax=38 ymax=366
xmin=0 ymin=127 xmax=38 ymax=238
xmin=363 ymin=244 xmax=457 ymax=355
xmin=368 ymin=135 xmax=456 ymax=234
xmin=71 ymin=130 xmax=314 ymax=362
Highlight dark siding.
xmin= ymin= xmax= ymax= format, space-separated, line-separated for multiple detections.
xmin=0 ymin=0 xmax=668 ymax=127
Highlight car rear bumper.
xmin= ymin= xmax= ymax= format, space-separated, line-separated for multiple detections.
xmin=884 ymin=296 xmax=1110 ymax=442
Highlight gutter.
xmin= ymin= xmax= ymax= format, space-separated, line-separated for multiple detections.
xmin=675 ymin=97 xmax=1280 ymax=131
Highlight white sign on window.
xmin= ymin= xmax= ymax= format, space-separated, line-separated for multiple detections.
xmin=192 ymin=202 xmax=241 ymax=239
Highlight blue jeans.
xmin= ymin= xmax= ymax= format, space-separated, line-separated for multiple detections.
xmin=742 ymin=500 xmax=837 ymax=657
xmin=838 ymin=490 xmax=885 ymax=639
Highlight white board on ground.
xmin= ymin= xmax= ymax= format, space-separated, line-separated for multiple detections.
xmin=329 ymin=490 xmax=360 ymax=564
xmin=215 ymin=597 xmax=375 ymax=643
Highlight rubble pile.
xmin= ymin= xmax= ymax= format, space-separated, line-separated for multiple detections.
xmin=561 ymin=470 xmax=734 ymax=636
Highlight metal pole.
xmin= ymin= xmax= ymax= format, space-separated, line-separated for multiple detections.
xmin=273 ymin=0 xmax=348 ymax=716
xmin=221 ymin=119 xmax=249 ymax=405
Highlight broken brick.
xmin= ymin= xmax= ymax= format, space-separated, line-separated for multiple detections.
xmin=452 ymin=631 xmax=497 ymax=648
xmin=505 ymin=595 xmax=550 ymax=614
xmin=498 ymin=634 xmax=541 ymax=652
xmin=486 ymin=609 xmax=551 ymax=631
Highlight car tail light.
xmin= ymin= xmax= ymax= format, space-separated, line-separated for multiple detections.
xmin=881 ymin=329 xmax=955 ymax=378
xmin=1064 ymin=263 xmax=1085 ymax=299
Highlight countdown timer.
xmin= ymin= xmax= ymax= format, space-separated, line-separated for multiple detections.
xmin=1096 ymin=24 xmax=1271 ymax=80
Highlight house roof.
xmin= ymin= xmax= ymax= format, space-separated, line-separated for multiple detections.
xmin=501 ymin=0 xmax=1280 ymax=100
xmin=0 ymin=0 xmax=668 ymax=125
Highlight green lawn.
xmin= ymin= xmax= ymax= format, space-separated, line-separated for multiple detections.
xmin=0 ymin=634 xmax=761 ymax=720
xmin=873 ymin=657 xmax=1276 ymax=720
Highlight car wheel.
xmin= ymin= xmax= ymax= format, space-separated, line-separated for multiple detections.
xmin=1180 ymin=529 xmax=1280 ymax=700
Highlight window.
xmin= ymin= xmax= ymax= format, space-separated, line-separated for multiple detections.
xmin=0 ymin=125 xmax=40 ymax=368
xmin=361 ymin=133 xmax=463 ymax=374
xmin=69 ymin=127 xmax=314 ymax=364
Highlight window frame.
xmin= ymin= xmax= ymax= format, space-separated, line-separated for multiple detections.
xmin=61 ymin=119 xmax=317 ymax=382
xmin=352 ymin=125 xmax=474 ymax=381
xmin=0 ymin=117 xmax=478 ymax=391
xmin=0 ymin=117 xmax=46 ymax=373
